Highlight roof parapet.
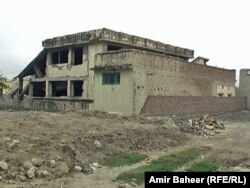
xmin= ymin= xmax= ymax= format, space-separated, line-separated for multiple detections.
xmin=42 ymin=28 xmax=194 ymax=59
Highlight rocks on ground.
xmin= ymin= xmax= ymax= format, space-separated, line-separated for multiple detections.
xmin=176 ymin=114 xmax=225 ymax=136
xmin=0 ymin=161 xmax=8 ymax=171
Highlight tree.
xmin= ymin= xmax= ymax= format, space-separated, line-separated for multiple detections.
xmin=0 ymin=74 xmax=8 ymax=88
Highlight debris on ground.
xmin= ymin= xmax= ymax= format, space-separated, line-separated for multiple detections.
xmin=175 ymin=114 xmax=225 ymax=136
xmin=0 ymin=110 xmax=187 ymax=184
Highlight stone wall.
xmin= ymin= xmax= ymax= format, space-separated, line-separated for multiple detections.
xmin=141 ymin=96 xmax=247 ymax=116
xmin=0 ymin=97 xmax=92 ymax=112
xmin=30 ymin=98 xmax=91 ymax=112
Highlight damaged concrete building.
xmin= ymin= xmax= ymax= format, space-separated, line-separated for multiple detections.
xmin=17 ymin=28 xmax=245 ymax=115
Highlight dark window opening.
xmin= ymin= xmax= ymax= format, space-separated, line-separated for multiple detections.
xmin=107 ymin=45 xmax=123 ymax=51
xmin=102 ymin=73 xmax=120 ymax=85
xmin=72 ymin=81 xmax=83 ymax=96
xmin=51 ymin=81 xmax=67 ymax=97
xmin=52 ymin=51 xmax=59 ymax=64
xmin=33 ymin=82 xmax=46 ymax=97
xmin=51 ymin=50 xmax=68 ymax=64
xmin=60 ymin=50 xmax=68 ymax=64
xmin=74 ymin=47 xmax=83 ymax=65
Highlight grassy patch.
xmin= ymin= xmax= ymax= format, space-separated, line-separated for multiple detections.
xmin=116 ymin=148 xmax=203 ymax=185
xmin=103 ymin=152 xmax=147 ymax=167
xmin=187 ymin=160 xmax=218 ymax=172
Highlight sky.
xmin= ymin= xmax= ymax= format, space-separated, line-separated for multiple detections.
xmin=0 ymin=0 xmax=249 ymax=84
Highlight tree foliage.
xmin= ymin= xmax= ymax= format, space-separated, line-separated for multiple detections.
xmin=0 ymin=74 xmax=8 ymax=88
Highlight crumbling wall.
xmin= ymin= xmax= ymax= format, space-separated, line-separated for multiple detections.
xmin=132 ymin=51 xmax=236 ymax=114
xmin=94 ymin=50 xmax=236 ymax=115
xmin=0 ymin=97 xmax=91 ymax=112
xmin=141 ymin=96 xmax=247 ymax=116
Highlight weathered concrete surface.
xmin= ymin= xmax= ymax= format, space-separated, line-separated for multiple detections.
xmin=238 ymin=69 xmax=250 ymax=109
xmin=95 ymin=50 xmax=236 ymax=115
xmin=42 ymin=28 xmax=194 ymax=59
xmin=0 ymin=97 xmax=92 ymax=112
xmin=141 ymin=96 xmax=247 ymax=116
xmin=93 ymin=70 xmax=133 ymax=115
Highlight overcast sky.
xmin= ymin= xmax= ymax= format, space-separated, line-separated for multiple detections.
xmin=0 ymin=0 xmax=249 ymax=83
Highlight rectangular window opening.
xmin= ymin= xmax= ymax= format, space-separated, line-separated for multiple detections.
xmin=72 ymin=81 xmax=83 ymax=97
xmin=52 ymin=51 xmax=59 ymax=64
xmin=51 ymin=81 xmax=67 ymax=97
xmin=33 ymin=82 xmax=46 ymax=97
xmin=60 ymin=50 xmax=68 ymax=64
xmin=74 ymin=47 xmax=83 ymax=65
xmin=102 ymin=73 xmax=120 ymax=85
xmin=51 ymin=50 xmax=68 ymax=64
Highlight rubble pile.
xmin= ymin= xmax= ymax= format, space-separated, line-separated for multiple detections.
xmin=176 ymin=114 xmax=225 ymax=136
xmin=0 ymin=157 xmax=101 ymax=184
xmin=187 ymin=114 xmax=225 ymax=130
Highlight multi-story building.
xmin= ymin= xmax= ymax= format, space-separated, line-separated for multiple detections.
xmin=17 ymin=28 xmax=236 ymax=115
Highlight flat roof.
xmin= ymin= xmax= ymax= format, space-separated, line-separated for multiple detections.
xmin=42 ymin=28 xmax=194 ymax=59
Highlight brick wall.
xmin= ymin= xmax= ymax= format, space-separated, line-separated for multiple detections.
xmin=141 ymin=96 xmax=247 ymax=116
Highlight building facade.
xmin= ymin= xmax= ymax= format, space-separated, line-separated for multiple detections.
xmin=238 ymin=69 xmax=250 ymax=109
xmin=17 ymin=28 xmax=236 ymax=115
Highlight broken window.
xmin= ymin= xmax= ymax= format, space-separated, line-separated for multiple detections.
xmin=72 ymin=81 xmax=83 ymax=96
xmin=74 ymin=47 xmax=83 ymax=65
xmin=51 ymin=81 xmax=67 ymax=97
xmin=33 ymin=82 xmax=46 ymax=97
xmin=107 ymin=45 xmax=123 ymax=51
xmin=51 ymin=50 xmax=68 ymax=64
xmin=52 ymin=52 xmax=59 ymax=64
xmin=102 ymin=73 xmax=120 ymax=85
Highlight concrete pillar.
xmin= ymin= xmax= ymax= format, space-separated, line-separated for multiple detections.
xmin=29 ymin=83 xmax=33 ymax=96
xmin=82 ymin=80 xmax=88 ymax=99
xmin=18 ymin=77 xmax=23 ymax=100
xmin=45 ymin=81 xmax=51 ymax=97
xmin=67 ymin=80 xmax=71 ymax=97
xmin=68 ymin=48 xmax=73 ymax=64
xmin=46 ymin=51 xmax=52 ymax=65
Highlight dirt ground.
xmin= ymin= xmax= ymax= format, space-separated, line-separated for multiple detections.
xmin=0 ymin=110 xmax=250 ymax=188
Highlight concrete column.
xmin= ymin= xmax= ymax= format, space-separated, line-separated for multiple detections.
xmin=45 ymin=81 xmax=51 ymax=97
xmin=67 ymin=80 xmax=71 ymax=97
xmin=68 ymin=48 xmax=73 ymax=64
xmin=82 ymin=80 xmax=88 ymax=99
xmin=46 ymin=51 xmax=52 ymax=65
xmin=18 ymin=77 xmax=23 ymax=100
xmin=29 ymin=83 xmax=33 ymax=96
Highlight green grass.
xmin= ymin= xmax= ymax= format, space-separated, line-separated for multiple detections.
xmin=187 ymin=160 xmax=218 ymax=172
xmin=103 ymin=152 xmax=147 ymax=167
xmin=116 ymin=148 xmax=203 ymax=185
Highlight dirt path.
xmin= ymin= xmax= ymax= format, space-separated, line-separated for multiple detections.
xmin=0 ymin=110 xmax=250 ymax=188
